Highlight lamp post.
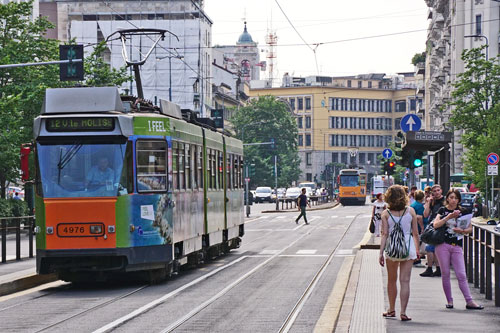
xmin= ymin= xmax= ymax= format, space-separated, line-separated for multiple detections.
xmin=464 ymin=34 xmax=489 ymax=61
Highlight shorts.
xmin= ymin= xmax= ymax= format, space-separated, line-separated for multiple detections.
xmin=425 ymin=244 xmax=435 ymax=252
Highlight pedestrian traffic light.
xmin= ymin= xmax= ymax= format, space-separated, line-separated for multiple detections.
xmin=59 ymin=44 xmax=84 ymax=81
xmin=388 ymin=161 xmax=396 ymax=175
xmin=210 ymin=109 xmax=224 ymax=129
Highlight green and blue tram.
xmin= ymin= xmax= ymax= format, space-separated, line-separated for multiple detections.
xmin=34 ymin=87 xmax=244 ymax=281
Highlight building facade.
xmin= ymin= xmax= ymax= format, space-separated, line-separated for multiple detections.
xmin=424 ymin=0 xmax=500 ymax=173
xmin=39 ymin=0 xmax=212 ymax=115
xmin=249 ymin=74 xmax=419 ymax=183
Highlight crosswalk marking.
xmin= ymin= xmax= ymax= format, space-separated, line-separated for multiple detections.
xmin=345 ymin=215 xmax=355 ymax=218
xmin=330 ymin=215 xmax=338 ymax=218
xmin=275 ymin=216 xmax=286 ymax=219
xmin=336 ymin=249 xmax=353 ymax=255
xmin=296 ymin=249 xmax=317 ymax=255
xmin=259 ymin=250 xmax=280 ymax=255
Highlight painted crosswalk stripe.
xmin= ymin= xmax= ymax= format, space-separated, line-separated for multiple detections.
xmin=259 ymin=250 xmax=280 ymax=255
xmin=296 ymin=249 xmax=317 ymax=255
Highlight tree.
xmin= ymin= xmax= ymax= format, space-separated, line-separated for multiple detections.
xmin=0 ymin=1 xmax=131 ymax=198
xmin=231 ymin=96 xmax=300 ymax=188
xmin=411 ymin=52 xmax=426 ymax=65
xmin=446 ymin=46 xmax=500 ymax=191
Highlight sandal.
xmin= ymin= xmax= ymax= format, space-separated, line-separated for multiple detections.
xmin=382 ymin=310 xmax=396 ymax=318
xmin=400 ymin=314 xmax=412 ymax=321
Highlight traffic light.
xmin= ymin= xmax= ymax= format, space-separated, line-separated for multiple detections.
xmin=388 ymin=161 xmax=396 ymax=175
xmin=248 ymin=163 xmax=256 ymax=177
xmin=412 ymin=150 xmax=424 ymax=168
xmin=270 ymin=138 xmax=276 ymax=149
xmin=59 ymin=45 xmax=84 ymax=81
xmin=211 ymin=109 xmax=224 ymax=129
xmin=401 ymin=148 xmax=411 ymax=167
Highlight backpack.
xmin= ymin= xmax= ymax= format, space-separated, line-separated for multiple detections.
xmin=385 ymin=208 xmax=410 ymax=260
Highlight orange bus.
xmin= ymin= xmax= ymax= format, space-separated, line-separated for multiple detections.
xmin=338 ymin=169 xmax=367 ymax=205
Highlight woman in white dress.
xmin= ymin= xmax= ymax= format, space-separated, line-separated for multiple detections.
xmin=379 ymin=185 xmax=420 ymax=321
xmin=371 ymin=193 xmax=386 ymax=236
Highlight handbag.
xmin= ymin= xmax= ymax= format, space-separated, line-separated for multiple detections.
xmin=369 ymin=219 xmax=375 ymax=233
xmin=385 ymin=209 xmax=411 ymax=260
xmin=420 ymin=222 xmax=446 ymax=245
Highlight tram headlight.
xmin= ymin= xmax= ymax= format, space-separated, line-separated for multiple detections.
xmin=46 ymin=227 xmax=54 ymax=235
xmin=90 ymin=225 xmax=103 ymax=234
xmin=108 ymin=225 xmax=116 ymax=233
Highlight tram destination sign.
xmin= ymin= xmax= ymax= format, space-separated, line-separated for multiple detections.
xmin=46 ymin=117 xmax=115 ymax=132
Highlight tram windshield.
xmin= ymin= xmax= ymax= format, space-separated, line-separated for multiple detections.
xmin=37 ymin=139 xmax=129 ymax=198
xmin=340 ymin=175 xmax=360 ymax=187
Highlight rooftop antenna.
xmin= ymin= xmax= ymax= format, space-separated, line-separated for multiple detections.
xmin=107 ymin=28 xmax=178 ymax=99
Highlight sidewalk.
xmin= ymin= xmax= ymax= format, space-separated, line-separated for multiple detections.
xmin=0 ymin=257 xmax=57 ymax=297
xmin=338 ymin=233 xmax=500 ymax=332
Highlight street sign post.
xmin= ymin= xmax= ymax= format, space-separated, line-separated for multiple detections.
xmin=382 ymin=148 xmax=393 ymax=159
xmin=486 ymin=153 xmax=499 ymax=217
xmin=400 ymin=114 xmax=422 ymax=133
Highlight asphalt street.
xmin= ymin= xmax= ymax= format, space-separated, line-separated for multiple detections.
xmin=0 ymin=202 xmax=372 ymax=332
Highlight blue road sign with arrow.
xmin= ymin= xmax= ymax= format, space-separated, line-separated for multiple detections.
xmin=400 ymin=114 xmax=421 ymax=133
xmin=383 ymin=148 xmax=393 ymax=159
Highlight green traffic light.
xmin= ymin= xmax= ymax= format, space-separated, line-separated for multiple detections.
xmin=413 ymin=159 xmax=423 ymax=167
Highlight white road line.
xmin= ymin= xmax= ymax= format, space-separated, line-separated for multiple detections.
xmin=259 ymin=250 xmax=280 ymax=255
xmin=279 ymin=255 xmax=328 ymax=258
xmin=296 ymin=249 xmax=317 ymax=255
xmin=292 ymin=224 xmax=305 ymax=231
xmin=362 ymin=215 xmax=372 ymax=218
xmin=330 ymin=216 xmax=338 ymax=218
xmin=345 ymin=215 xmax=355 ymax=218
xmin=275 ymin=216 xmax=286 ymax=219
xmin=336 ymin=249 xmax=354 ymax=255
xmin=95 ymin=221 xmax=326 ymax=333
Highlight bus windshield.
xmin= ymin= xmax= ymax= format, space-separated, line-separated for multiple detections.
xmin=37 ymin=139 xmax=129 ymax=198
xmin=340 ymin=175 xmax=359 ymax=187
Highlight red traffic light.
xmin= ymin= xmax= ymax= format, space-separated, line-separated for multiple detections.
xmin=389 ymin=161 xmax=395 ymax=168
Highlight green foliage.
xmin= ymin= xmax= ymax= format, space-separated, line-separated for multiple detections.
xmin=232 ymin=96 xmax=300 ymax=188
xmin=411 ymin=52 xmax=426 ymax=65
xmin=0 ymin=1 xmax=131 ymax=198
xmin=0 ymin=198 xmax=29 ymax=217
xmin=446 ymin=46 xmax=500 ymax=194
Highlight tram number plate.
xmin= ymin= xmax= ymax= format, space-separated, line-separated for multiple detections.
xmin=57 ymin=223 xmax=105 ymax=237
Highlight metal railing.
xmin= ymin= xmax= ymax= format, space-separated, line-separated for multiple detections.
xmin=463 ymin=224 xmax=500 ymax=306
xmin=0 ymin=216 xmax=35 ymax=263
xmin=277 ymin=195 xmax=332 ymax=210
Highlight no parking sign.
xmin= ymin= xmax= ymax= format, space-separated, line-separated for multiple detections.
xmin=487 ymin=153 xmax=499 ymax=165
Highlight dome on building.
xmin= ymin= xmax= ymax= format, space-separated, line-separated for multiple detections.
xmin=237 ymin=22 xmax=254 ymax=44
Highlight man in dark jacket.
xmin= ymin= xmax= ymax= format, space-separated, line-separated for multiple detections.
xmin=295 ymin=188 xmax=311 ymax=225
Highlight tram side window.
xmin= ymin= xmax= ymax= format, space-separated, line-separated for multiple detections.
xmin=218 ymin=151 xmax=224 ymax=189
xmin=185 ymin=144 xmax=192 ymax=190
xmin=198 ymin=146 xmax=203 ymax=189
xmin=239 ymin=156 xmax=244 ymax=188
xmin=207 ymin=149 xmax=212 ymax=189
xmin=211 ymin=150 xmax=216 ymax=190
xmin=136 ymin=140 xmax=167 ymax=192
xmin=172 ymin=141 xmax=179 ymax=190
xmin=227 ymin=154 xmax=233 ymax=190
xmin=232 ymin=155 xmax=238 ymax=189
xmin=119 ymin=141 xmax=134 ymax=195
xmin=179 ymin=142 xmax=185 ymax=190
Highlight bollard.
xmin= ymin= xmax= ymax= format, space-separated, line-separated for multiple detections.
xmin=1 ymin=219 xmax=6 ymax=263
xmin=16 ymin=218 xmax=21 ymax=261
xmin=29 ymin=217 xmax=34 ymax=258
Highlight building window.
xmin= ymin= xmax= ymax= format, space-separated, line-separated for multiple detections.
xmin=305 ymin=116 xmax=311 ymax=128
xmin=298 ymin=98 xmax=303 ymax=110
xmin=476 ymin=14 xmax=482 ymax=35
xmin=305 ymin=97 xmax=311 ymax=110
xmin=332 ymin=152 xmax=338 ymax=163
xmin=395 ymin=118 xmax=402 ymax=130
xmin=297 ymin=117 xmax=303 ymax=128
xmin=368 ymin=81 xmax=372 ymax=88
xmin=358 ymin=81 xmax=362 ymax=88
xmin=305 ymin=134 xmax=311 ymax=146
xmin=410 ymin=99 xmax=417 ymax=111
xmin=358 ymin=153 xmax=365 ymax=164
xmin=341 ymin=152 xmax=348 ymax=164
xmin=306 ymin=173 xmax=312 ymax=181
xmin=378 ymin=81 xmax=383 ymax=89
xmin=395 ymin=100 xmax=406 ymax=112
xmin=290 ymin=98 xmax=296 ymax=110
xmin=347 ymin=80 xmax=352 ymax=88
xmin=298 ymin=135 xmax=303 ymax=146
xmin=306 ymin=153 xmax=312 ymax=165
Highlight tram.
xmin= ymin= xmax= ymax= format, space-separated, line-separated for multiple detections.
xmin=33 ymin=87 xmax=244 ymax=281
xmin=337 ymin=169 xmax=367 ymax=205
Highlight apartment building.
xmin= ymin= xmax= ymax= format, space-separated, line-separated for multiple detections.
xmin=249 ymin=74 xmax=419 ymax=182
xmin=424 ymin=0 xmax=500 ymax=173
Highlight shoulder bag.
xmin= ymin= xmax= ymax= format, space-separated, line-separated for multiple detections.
xmin=420 ymin=222 xmax=446 ymax=245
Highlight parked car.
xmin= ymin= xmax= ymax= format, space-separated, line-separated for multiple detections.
xmin=255 ymin=187 xmax=273 ymax=203
xmin=452 ymin=186 xmax=468 ymax=193
xmin=271 ymin=188 xmax=286 ymax=202
xmin=460 ymin=192 xmax=476 ymax=212
xmin=285 ymin=187 xmax=302 ymax=201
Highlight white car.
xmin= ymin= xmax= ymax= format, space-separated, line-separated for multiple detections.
xmin=255 ymin=187 xmax=273 ymax=203
xmin=285 ymin=187 xmax=302 ymax=200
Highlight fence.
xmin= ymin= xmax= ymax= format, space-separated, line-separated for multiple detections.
xmin=0 ymin=216 xmax=35 ymax=263
xmin=277 ymin=194 xmax=332 ymax=210
xmin=463 ymin=224 xmax=500 ymax=306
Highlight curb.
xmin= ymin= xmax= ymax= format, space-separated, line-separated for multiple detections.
xmin=0 ymin=273 xmax=58 ymax=297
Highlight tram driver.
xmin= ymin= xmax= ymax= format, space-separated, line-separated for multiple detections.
xmin=86 ymin=156 xmax=115 ymax=191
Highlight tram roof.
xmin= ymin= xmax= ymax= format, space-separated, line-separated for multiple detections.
xmin=42 ymin=87 xmax=124 ymax=114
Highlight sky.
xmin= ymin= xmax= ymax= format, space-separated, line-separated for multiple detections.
xmin=204 ymin=0 xmax=429 ymax=81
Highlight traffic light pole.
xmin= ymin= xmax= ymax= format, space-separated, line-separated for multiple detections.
xmin=275 ymin=155 xmax=279 ymax=211
xmin=245 ymin=164 xmax=250 ymax=218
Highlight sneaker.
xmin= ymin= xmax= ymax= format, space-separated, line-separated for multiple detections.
xmin=420 ymin=267 xmax=434 ymax=277
xmin=305 ymin=222 xmax=309 ymax=225
xmin=413 ymin=259 xmax=421 ymax=266
xmin=433 ymin=267 xmax=441 ymax=277
xmin=295 ymin=220 xmax=298 ymax=224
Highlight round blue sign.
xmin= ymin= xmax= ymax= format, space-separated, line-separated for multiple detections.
xmin=400 ymin=114 xmax=422 ymax=133
xmin=487 ymin=153 xmax=499 ymax=165
xmin=382 ymin=148 xmax=393 ymax=159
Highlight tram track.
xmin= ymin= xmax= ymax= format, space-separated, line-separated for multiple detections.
xmin=92 ymin=205 xmax=358 ymax=333
xmin=34 ymin=284 xmax=149 ymax=333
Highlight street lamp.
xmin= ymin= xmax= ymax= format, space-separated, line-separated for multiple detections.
xmin=464 ymin=34 xmax=489 ymax=60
